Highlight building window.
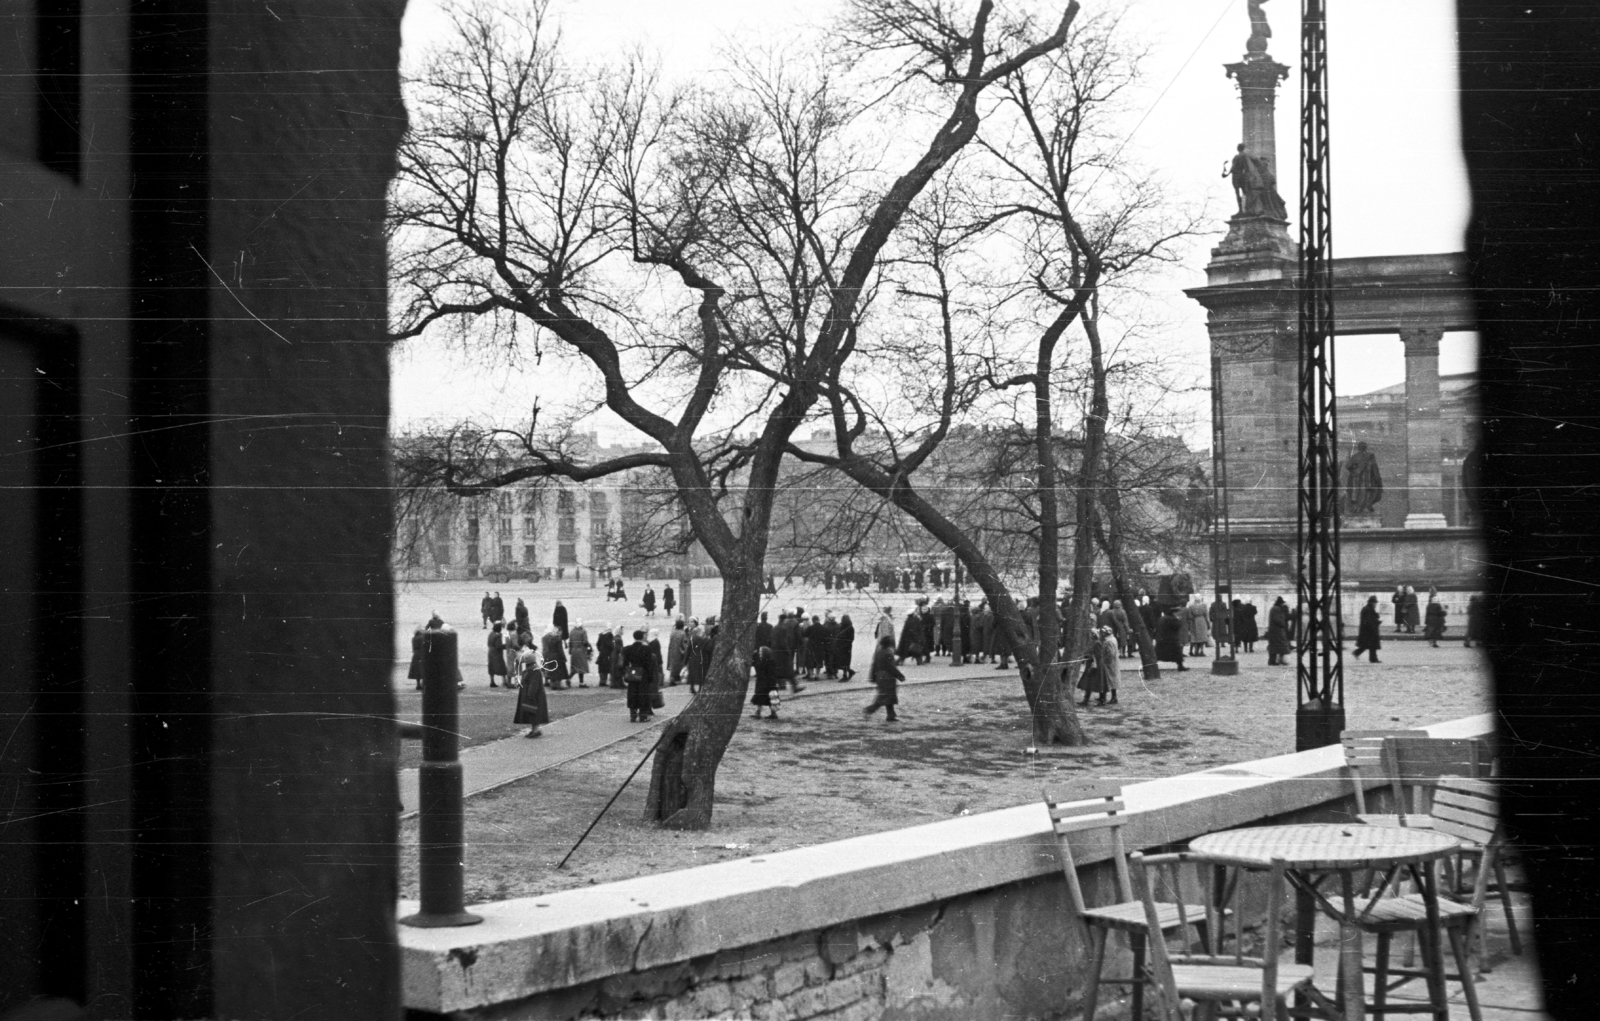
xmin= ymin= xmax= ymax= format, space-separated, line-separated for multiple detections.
xmin=499 ymin=515 xmax=511 ymax=538
xmin=499 ymin=544 xmax=511 ymax=565
xmin=523 ymin=544 xmax=536 ymax=564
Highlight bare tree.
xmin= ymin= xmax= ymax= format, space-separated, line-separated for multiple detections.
xmin=792 ymin=9 xmax=1198 ymax=743
xmin=389 ymin=0 xmax=1081 ymax=827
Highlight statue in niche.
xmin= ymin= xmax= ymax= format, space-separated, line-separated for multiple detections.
xmin=1224 ymin=144 xmax=1288 ymax=219
xmin=1246 ymin=0 xmax=1272 ymax=55
xmin=1342 ymin=441 xmax=1384 ymax=516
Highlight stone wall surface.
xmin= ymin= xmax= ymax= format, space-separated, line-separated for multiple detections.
xmin=401 ymin=715 xmax=1493 ymax=1020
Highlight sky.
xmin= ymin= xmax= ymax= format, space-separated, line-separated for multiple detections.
xmin=391 ymin=0 xmax=1476 ymax=442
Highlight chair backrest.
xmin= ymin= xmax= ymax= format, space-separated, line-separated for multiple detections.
xmin=1043 ymin=792 xmax=1133 ymax=918
xmin=1382 ymin=736 xmax=1493 ymax=822
xmin=1341 ymin=729 xmax=1428 ymax=814
xmin=1430 ymin=775 xmax=1504 ymax=908
xmin=1131 ymin=851 xmax=1287 ymax=1021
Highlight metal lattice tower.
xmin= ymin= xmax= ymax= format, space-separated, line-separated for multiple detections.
xmin=1295 ymin=0 xmax=1344 ymax=747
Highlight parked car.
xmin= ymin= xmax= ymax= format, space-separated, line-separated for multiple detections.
xmin=481 ymin=566 xmax=538 ymax=585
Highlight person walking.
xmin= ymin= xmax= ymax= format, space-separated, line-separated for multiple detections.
xmin=1154 ymin=605 xmax=1188 ymax=672
xmin=647 ymin=629 xmax=665 ymax=701
xmin=595 ymin=623 xmax=615 ymax=687
xmin=568 ymin=619 xmax=592 ymax=685
xmin=662 ymin=583 xmax=676 ymax=618
xmin=1424 ymin=595 xmax=1447 ymax=647
xmin=504 ymin=630 xmax=524 ymax=689
xmin=750 ymin=645 xmax=781 ymax=720
xmin=642 ymin=585 xmax=656 ymax=616
xmin=1075 ymin=644 xmax=1104 ymax=707
xmin=514 ymin=597 xmax=530 ymax=636
xmin=552 ymin=599 xmax=569 ymax=641
xmin=621 ymin=630 xmax=653 ymax=722
xmin=666 ymin=618 xmax=688 ymax=686
xmin=1465 ymin=593 xmax=1485 ymax=648
xmin=835 ymin=613 xmax=856 ymax=680
xmin=774 ymin=611 xmax=803 ymax=693
xmin=1183 ymin=595 xmax=1211 ymax=657
xmin=1354 ymin=595 xmax=1383 ymax=663
xmin=513 ymin=641 xmax=549 ymax=738
xmin=487 ymin=622 xmax=508 ymax=688
xmin=489 ymin=591 xmax=505 ymax=625
xmin=1266 ymin=597 xmax=1291 ymax=665
xmin=896 ymin=605 xmax=923 ymax=666
xmin=1098 ymin=626 xmax=1120 ymax=705
xmin=408 ymin=625 xmax=426 ymax=690
xmin=864 ymin=635 xmax=904 ymax=723
xmin=875 ymin=608 xmax=896 ymax=645
xmin=480 ymin=592 xmax=494 ymax=629
xmin=541 ymin=626 xmax=570 ymax=689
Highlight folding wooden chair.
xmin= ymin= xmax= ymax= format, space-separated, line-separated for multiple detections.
xmin=1348 ymin=776 xmax=1509 ymax=1021
xmin=1044 ymin=793 xmax=1219 ymax=1021
xmin=1340 ymin=729 xmax=1429 ymax=826
xmin=1379 ymin=736 xmax=1494 ymax=828
xmin=1131 ymin=851 xmax=1341 ymax=1021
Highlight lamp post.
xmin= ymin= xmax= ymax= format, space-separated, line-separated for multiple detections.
xmin=1211 ymin=355 xmax=1239 ymax=675
xmin=950 ymin=558 xmax=963 ymax=667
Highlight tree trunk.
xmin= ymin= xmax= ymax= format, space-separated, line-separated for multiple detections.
xmin=1095 ymin=468 xmax=1161 ymax=680
xmin=1061 ymin=310 xmax=1109 ymax=682
xmin=644 ymin=567 xmax=761 ymax=828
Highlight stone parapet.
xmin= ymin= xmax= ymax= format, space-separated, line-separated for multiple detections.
xmin=400 ymin=715 xmax=1494 ymax=1019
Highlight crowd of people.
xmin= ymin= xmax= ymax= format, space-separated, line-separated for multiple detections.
xmin=411 ymin=580 xmax=1485 ymax=741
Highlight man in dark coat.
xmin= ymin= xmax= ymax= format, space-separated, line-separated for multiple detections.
xmin=481 ymin=592 xmax=494 ymax=628
xmin=973 ymin=601 xmax=993 ymax=663
xmin=662 ymin=584 xmax=675 ymax=617
xmin=620 ymin=631 xmax=654 ymax=722
xmin=487 ymin=623 xmax=508 ymax=688
xmin=864 ymin=635 xmax=904 ymax=723
xmin=820 ymin=612 xmax=842 ymax=678
xmin=958 ymin=600 xmax=972 ymax=662
xmin=1424 ymin=596 xmax=1448 ymax=647
xmin=1354 ymin=595 xmax=1383 ymax=662
xmin=1465 ymin=593 xmax=1485 ymax=648
xmin=489 ymin=591 xmax=505 ymax=624
xmin=753 ymin=610 xmax=774 ymax=654
xmin=552 ymin=600 xmax=568 ymax=641
xmin=896 ymin=607 xmax=923 ymax=666
xmin=596 ymin=627 xmax=615 ymax=687
xmin=1154 ymin=606 xmax=1188 ymax=672
xmin=834 ymin=614 xmax=856 ymax=680
xmin=773 ymin=611 xmax=803 ymax=693
xmin=642 ymin=586 xmax=656 ymax=616
xmin=1111 ymin=602 xmax=1132 ymax=658
xmin=750 ymin=646 xmax=781 ymax=720
xmin=1266 ymin=597 xmax=1292 ymax=665
xmin=935 ymin=599 xmax=953 ymax=656
xmin=918 ymin=604 xmax=936 ymax=664
xmin=514 ymin=597 xmax=531 ymax=635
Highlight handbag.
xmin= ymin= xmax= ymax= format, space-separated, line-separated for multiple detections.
xmin=650 ymin=687 xmax=665 ymax=709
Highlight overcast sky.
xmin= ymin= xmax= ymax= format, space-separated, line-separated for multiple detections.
xmin=391 ymin=0 xmax=1476 ymax=441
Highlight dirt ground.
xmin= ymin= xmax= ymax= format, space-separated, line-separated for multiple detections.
xmin=399 ymin=648 xmax=1494 ymax=904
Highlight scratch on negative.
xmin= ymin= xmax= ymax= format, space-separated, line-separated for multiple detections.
xmin=191 ymin=243 xmax=293 ymax=344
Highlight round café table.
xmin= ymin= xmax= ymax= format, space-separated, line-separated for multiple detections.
xmin=1190 ymin=823 xmax=1462 ymax=1021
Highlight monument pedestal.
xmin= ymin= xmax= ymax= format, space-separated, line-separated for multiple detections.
xmin=1404 ymin=513 xmax=1449 ymax=529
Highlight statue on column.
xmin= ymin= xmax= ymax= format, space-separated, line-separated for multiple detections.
xmin=1246 ymin=0 xmax=1273 ymax=55
xmin=1224 ymin=144 xmax=1288 ymax=219
xmin=1342 ymin=441 xmax=1384 ymax=516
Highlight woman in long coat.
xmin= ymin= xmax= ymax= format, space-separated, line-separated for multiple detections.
xmin=1401 ymin=586 xmax=1421 ymax=633
xmin=864 ymin=635 xmax=904 ymax=722
xmin=552 ymin=600 xmax=569 ymax=640
xmin=1266 ymin=597 xmax=1292 ymax=665
xmin=1242 ymin=601 xmax=1260 ymax=651
xmin=1424 ymin=597 xmax=1447 ymax=647
xmin=804 ymin=616 xmax=827 ymax=679
xmin=1154 ymin=607 xmax=1188 ymax=671
xmin=513 ymin=642 xmax=549 ymax=737
xmin=667 ymin=620 xmax=689 ymax=685
xmin=685 ymin=623 xmax=706 ymax=693
xmin=595 ymin=625 xmax=615 ymax=687
xmin=750 ymin=646 xmax=781 ymax=719
xmin=1099 ymin=627 xmax=1120 ymax=704
xmin=834 ymin=614 xmax=856 ymax=680
xmin=920 ymin=606 xmax=937 ymax=662
xmin=408 ymin=626 xmax=426 ymax=690
xmin=514 ymin=597 xmax=530 ymax=635
xmin=541 ymin=627 xmax=569 ymax=689
xmin=896 ymin=608 xmax=923 ymax=665
xmin=487 ymin=623 xmax=508 ymax=688
xmin=642 ymin=586 xmax=656 ymax=615
xmin=1465 ymin=593 xmax=1486 ymax=648
xmin=568 ymin=620 xmax=592 ymax=684
xmin=647 ymin=629 xmax=665 ymax=698
xmin=1183 ymin=598 xmax=1211 ymax=657
xmin=1354 ymin=595 xmax=1382 ymax=662
xmin=1392 ymin=586 xmax=1406 ymax=630
xmin=973 ymin=602 xmax=993 ymax=663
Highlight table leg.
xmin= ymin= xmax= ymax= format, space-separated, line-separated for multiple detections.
xmin=1340 ymin=871 xmax=1367 ymax=1021
xmin=1296 ymin=876 xmax=1316 ymax=1016
xmin=1420 ymin=862 xmax=1450 ymax=1021
xmin=1131 ymin=929 xmax=1146 ymax=1021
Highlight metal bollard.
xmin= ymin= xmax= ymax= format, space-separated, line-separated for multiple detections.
xmin=400 ymin=625 xmax=483 ymax=928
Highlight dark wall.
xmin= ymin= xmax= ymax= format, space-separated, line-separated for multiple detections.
xmin=1457 ymin=4 xmax=1600 ymax=1019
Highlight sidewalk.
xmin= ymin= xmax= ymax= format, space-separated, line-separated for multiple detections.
xmin=398 ymin=660 xmax=1010 ymax=817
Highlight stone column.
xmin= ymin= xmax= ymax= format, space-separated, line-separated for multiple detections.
xmin=1400 ymin=327 xmax=1449 ymax=528
xmin=1226 ymin=56 xmax=1291 ymax=185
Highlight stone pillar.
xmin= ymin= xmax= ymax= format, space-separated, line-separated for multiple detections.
xmin=1226 ymin=56 xmax=1291 ymax=185
xmin=1401 ymin=327 xmax=1449 ymax=528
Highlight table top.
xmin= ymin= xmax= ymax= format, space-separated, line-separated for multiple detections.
xmin=1190 ymin=823 xmax=1461 ymax=870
